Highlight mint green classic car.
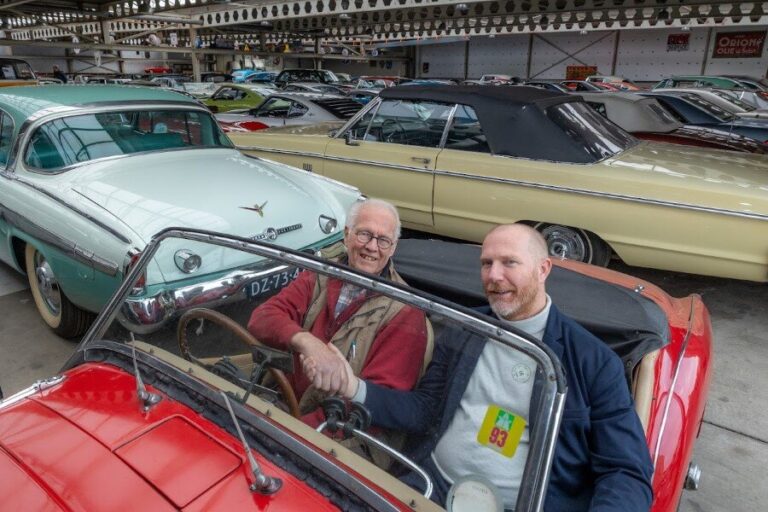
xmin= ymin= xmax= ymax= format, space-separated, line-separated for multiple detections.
xmin=0 ymin=85 xmax=361 ymax=337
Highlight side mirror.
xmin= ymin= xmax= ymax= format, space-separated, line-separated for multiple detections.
xmin=328 ymin=129 xmax=338 ymax=137
xmin=207 ymin=105 xmax=219 ymax=113
xmin=344 ymin=131 xmax=361 ymax=146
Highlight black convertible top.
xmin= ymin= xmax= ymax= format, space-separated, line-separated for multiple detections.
xmin=393 ymin=239 xmax=669 ymax=371
xmin=379 ymin=85 xmax=594 ymax=162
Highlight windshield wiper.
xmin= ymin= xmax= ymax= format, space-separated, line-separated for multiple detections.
xmin=130 ymin=337 xmax=162 ymax=413
xmin=220 ymin=391 xmax=282 ymax=495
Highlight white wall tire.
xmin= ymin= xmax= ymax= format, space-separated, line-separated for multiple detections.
xmin=25 ymin=243 xmax=92 ymax=338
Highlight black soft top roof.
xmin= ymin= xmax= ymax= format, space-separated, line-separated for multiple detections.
xmin=393 ymin=239 xmax=669 ymax=371
xmin=379 ymin=85 xmax=594 ymax=162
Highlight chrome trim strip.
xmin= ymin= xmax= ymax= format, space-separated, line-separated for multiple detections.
xmin=652 ymin=300 xmax=696 ymax=468
xmin=0 ymin=205 xmax=120 ymax=276
xmin=12 ymin=176 xmax=132 ymax=244
xmin=0 ymin=375 xmax=66 ymax=410
xmin=323 ymin=154 xmax=434 ymax=174
xmin=434 ymin=169 xmax=768 ymax=221
xmin=439 ymin=104 xmax=459 ymax=149
xmin=237 ymin=146 xmax=324 ymax=159
xmin=238 ymin=146 xmax=435 ymax=175
xmin=333 ymin=97 xmax=381 ymax=139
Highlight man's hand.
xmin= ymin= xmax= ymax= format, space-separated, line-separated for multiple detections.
xmin=291 ymin=331 xmax=348 ymax=395
xmin=301 ymin=344 xmax=359 ymax=399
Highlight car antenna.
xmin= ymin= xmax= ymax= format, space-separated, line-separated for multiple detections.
xmin=220 ymin=390 xmax=283 ymax=494
xmin=130 ymin=333 xmax=162 ymax=412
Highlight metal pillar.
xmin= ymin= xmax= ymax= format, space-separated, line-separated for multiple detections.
xmin=189 ymin=27 xmax=201 ymax=81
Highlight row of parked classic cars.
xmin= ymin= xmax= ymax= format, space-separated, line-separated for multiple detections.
xmin=0 ymin=71 xmax=755 ymax=511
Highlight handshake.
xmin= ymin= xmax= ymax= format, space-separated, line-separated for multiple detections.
xmin=292 ymin=331 xmax=360 ymax=399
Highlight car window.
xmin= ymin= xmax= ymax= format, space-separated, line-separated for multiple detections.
xmin=646 ymin=103 xmax=677 ymax=124
xmin=444 ymin=104 xmax=490 ymax=154
xmin=24 ymin=109 xmax=232 ymax=171
xmin=214 ymin=87 xmax=239 ymax=100
xmin=255 ymin=97 xmax=291 ymax=117
xmin=364 ymin=99 xmax=453 ymax=147
xmin=545 ymin=101 xmax=637 ymax=161
xmin=345 ymin=103 xmax=379 ymax=140
xmin=0 ymin=111 xmax=14 ymax=165
xmin=586 ymin=102 xmax=608 ymax=118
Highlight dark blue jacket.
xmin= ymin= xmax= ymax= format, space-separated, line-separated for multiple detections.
xmin=364 ymin=304 xmax=653 ymax=511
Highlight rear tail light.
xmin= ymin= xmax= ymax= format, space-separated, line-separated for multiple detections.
xmin=125 ymin=252 xmax=147 ymax=296
xmin=758 ymin=91 xmax=768 ymax=100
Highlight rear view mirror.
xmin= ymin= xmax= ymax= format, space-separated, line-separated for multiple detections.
xmin=328 ymin=129 xmax=338 ymax=137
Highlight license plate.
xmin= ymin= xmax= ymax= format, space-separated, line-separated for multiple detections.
xmin=246 ymin=267 xmax=300 ymax=299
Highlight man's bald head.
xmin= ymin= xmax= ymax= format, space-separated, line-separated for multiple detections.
xmin=485 ymin=224 xmax=549 ymax=262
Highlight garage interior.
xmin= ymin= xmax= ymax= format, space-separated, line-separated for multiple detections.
xmin=0 ymin=2 xmax=766 ymax=512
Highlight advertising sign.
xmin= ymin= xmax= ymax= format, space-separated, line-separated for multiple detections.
xmin=566 ymin=65 xmax=598 ymax=80
xmin=667 ymin=33 xmax=690 ymax=52
xmin=712 ymin=31 xmax=766 ymax=58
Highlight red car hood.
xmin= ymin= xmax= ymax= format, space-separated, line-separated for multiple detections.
xmin=0 ymin=364 xmax=339 ymax=511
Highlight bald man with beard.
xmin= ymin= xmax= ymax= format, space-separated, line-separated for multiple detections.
xmin=307 ymin=224 xmax=653 ymax=512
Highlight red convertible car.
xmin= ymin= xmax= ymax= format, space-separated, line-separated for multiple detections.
xmin=0 ymin=230 xmax=711 ymax=511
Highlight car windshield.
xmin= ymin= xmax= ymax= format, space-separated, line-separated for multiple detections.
xmin=23 ymin=108 xmax=232 ymax=171
xmin=80 ymin=230 xmax=564 ymax=511
xmin=545 ymin=101 xmax=638 ymax=160
xmin=679 ymin=93 xmax=736 ymax=122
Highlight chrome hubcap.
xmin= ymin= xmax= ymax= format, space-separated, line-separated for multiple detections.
xmin=540 ymin=225 xmax=587 ymax=262
xmin=34 ymin=255 xmax=61 ymax=315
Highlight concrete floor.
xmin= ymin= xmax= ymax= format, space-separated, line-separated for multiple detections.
xmin=0 ymin=258 xmax=766 ymax=511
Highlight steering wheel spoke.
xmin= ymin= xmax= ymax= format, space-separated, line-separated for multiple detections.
xmin=177 ymin=308 xmax=301 ymax=418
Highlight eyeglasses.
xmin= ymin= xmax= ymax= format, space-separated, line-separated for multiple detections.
xmin=354 ymin=230 xmax=395 ymax=250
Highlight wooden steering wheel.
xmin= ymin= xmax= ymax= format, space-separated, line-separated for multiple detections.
xmin=177 ymin=308 xmax=300 ymax=418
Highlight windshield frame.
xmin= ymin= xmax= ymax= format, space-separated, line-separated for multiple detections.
xmin=73 ymin=227 xmax=567 ymax=512
xmin=10 ymin=103 xmax=232 ymax=175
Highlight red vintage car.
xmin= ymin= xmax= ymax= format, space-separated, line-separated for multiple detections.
xmin=0 ymin=230 xmax=710 ymax=511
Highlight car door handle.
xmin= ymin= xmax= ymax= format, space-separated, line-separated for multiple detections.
xmin=411 ymin=157 xmax=431 ymax=164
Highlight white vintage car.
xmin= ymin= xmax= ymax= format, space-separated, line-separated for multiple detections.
xmin=0 ymin=85 xmax=361 ymax=337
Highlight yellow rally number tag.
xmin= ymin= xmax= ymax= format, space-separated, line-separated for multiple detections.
xmin=476 ymin=405 xmax=526 ymax=458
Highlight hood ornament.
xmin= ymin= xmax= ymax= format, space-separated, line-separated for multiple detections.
xmin=251 ymin=223 xmax=302 ymax=241
xmin=241 ymin=201 xmax=268 ymax=217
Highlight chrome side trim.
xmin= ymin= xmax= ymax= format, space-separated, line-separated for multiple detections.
xmin=439 ymin=104 xmax=459 ymax=149
xmin=0 ymin=375 xmax=66 ymax=410
xmin=0 ymin=205 xmax=120 ymax=276
xmin=323 ymin=154 xmax=434 ymax=174
xmin=434 ymin=169 xmax=768 ymax=221
xmin=12 ymin=176 xmax=132 ymax=244
xmin=652 ymin=299 xmax=696 ymax=468
xmin=238 ymin=146 xmax=435 ymax=175
xmin=237 ymin=146 xmax=324 ymax=159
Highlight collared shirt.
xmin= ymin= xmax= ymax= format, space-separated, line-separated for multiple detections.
xmin=334 ymin=283 xmax=367 ymax=318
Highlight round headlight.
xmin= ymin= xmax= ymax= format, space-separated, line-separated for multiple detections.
xmin=318 ymin=214 xmax=338 ymax=234
xmin=174 ymin=249 xmax=202 ymax=274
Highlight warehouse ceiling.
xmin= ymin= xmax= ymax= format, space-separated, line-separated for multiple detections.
xmin=1 ymin=1 xmax=767 ymax=49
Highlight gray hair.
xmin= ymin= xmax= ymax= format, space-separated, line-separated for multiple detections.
xmin=346 ymin=198 xmax=402 ymax=239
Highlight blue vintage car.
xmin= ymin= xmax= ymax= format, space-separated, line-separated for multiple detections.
xmin=0 ymin=85 xmax=361 ymax=337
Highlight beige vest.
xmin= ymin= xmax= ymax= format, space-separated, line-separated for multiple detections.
xmin=299 ymin=260 xmax=433 ymax=468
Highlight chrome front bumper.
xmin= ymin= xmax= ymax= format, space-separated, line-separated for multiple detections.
xmin=118 ymin=263 xmax=297 ymax=334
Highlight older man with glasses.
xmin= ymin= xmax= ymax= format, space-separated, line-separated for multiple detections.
xmin=247 ymin=198 xmax=430 ymax=441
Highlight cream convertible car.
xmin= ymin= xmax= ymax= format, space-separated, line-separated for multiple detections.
xmin=232 ymin=86 xmax=768 ymax=282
